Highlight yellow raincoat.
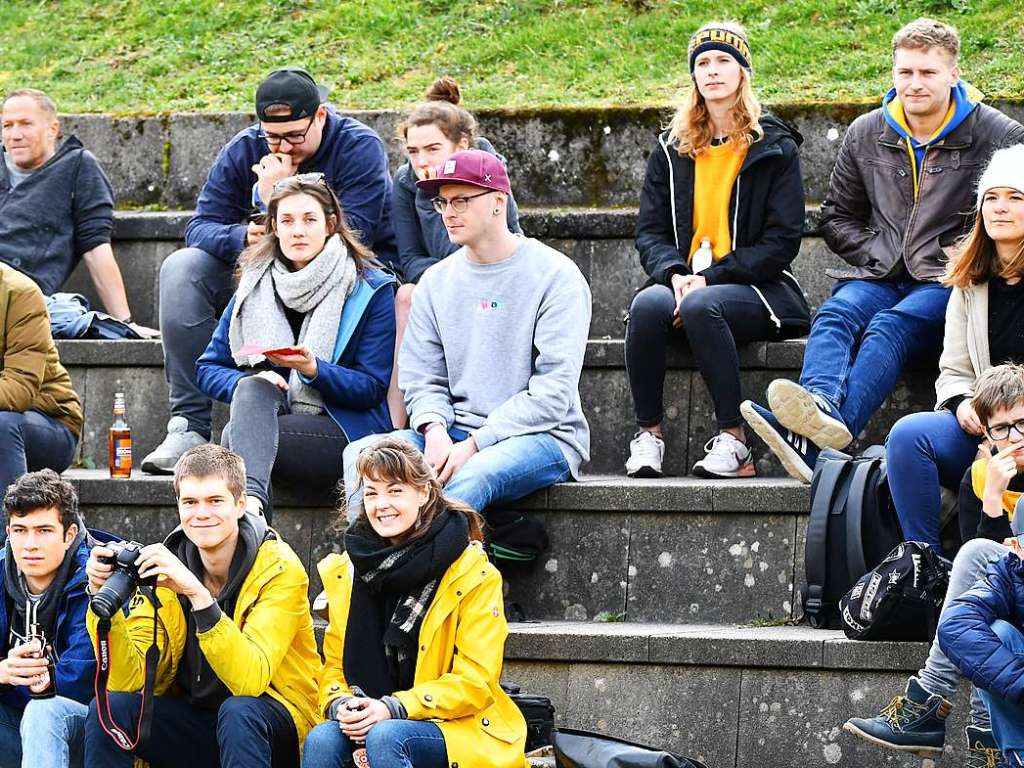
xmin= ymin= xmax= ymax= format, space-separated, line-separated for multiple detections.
xmin=316 ymin=541 xmax=528 ymax=768
xmin=85 ymin=535 xmax=321 ymax=746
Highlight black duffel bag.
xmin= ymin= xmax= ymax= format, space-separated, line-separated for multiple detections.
xmin=839 ymin=540 xmax=952 ymax=641
xmin=553 ymin=728 xmax=709 ymax=768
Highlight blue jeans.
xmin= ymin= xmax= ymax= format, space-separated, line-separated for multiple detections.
xmin=85 ymin=692 xmax=298 ymax=768
xmin=886 ymin=409 xmax=982 ymax=552
xmin=799 ymin=279 xmax=950 ymax=438
xmin=0 ymin=696 xmax=88 ymax=768
xmin=343 ymin=429 xmax=571 ymax=522
xmin=302 ymin=719 xmax=447 ymax=768
xmin=0 ymin=410 xmax=77 ymax=508
xmin=978 ymin=620 xmax=1024 ymax=753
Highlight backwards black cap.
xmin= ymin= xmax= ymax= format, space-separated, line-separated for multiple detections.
xmin=255 ymin=67 xmax=330 ymax=123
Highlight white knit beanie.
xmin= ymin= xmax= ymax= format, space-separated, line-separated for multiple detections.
xmin=976 ymin=143 xmax=1024 ymax=207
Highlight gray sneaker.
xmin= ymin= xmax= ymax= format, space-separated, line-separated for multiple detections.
xmin=140 ymin=417 xmax=207 ymax=475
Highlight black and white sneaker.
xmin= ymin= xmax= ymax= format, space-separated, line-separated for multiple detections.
xmin=767 ymin=379 xmax=853 ymax=450
xmin=740 ymin=400 xmax=819 ymax=483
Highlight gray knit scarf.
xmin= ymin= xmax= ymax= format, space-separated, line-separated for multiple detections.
xmin=228 ymin=234 xmax=357 ymax=414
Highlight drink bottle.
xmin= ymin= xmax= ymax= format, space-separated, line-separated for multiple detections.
xmin=692 ymin=237 xmax=714 ymax=273
xmin=108 ymin=392 xmax=132 ymax=478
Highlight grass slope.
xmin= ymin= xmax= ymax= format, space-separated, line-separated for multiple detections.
xmin=0 ymin=0 xmax=1021 ymax=113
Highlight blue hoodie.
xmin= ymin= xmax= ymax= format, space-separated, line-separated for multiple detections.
xmin=882 ymin=81 xmax=979 ymax=200
xmin=0 ymin=534 xmax=112 ymax=711
xmin=184 ymin=107 xmax=397 ymax=270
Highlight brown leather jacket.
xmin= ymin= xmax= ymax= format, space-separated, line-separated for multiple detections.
xmin=820 ymin=103 xmax=1024 ymax=282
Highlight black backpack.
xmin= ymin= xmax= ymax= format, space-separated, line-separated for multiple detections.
xmin=486 ymin=508 xmax=549 ymax=570
xmin=501 ymin=683 xmax=555 ymax=753
xmin=801 ymin=446 xmax=904 ymax=629
xmin=839 ymin=541 xmax=952 ymax=641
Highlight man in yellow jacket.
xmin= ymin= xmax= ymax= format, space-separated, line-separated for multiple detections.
xmin=81 ymin=444 xmax=319 ymax=768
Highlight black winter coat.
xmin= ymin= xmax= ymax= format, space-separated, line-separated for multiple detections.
xmin=635 ymin=114 xmax=811 ymax=337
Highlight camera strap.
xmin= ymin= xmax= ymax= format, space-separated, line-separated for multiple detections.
xmin=92 ymin=587 xmax=161 ymax=751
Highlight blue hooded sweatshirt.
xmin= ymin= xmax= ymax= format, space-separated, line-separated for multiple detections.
xmin=882 ymin=81 xmax=979 ymax=200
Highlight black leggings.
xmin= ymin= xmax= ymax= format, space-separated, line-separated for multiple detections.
xmin=625 ymin=283 xmax=777 ymax=429
xmin=221 ymin=376 xmax=348 ymax=522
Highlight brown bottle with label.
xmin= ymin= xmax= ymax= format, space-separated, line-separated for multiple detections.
xmin=108 ymin=392 xmax=132 ymax=478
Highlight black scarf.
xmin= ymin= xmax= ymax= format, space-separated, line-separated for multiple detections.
xmin=342 ymin=510 xmax=468 ymax=697
xmin=3 ymin=522 xmax=86 ymax=652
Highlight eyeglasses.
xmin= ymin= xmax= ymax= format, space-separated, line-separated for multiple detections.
xmin=258 ymin=116 xmax=317 ymax=147
xmin=272 ymin=172 xmax=327 ymax=193
xmin=431 ymin=190 xmax=494 ymax=215
xmin=986 ymin=419 xmax=1024 ymax=441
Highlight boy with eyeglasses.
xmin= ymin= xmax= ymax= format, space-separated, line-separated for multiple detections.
xmin=142 ymin=67 xmax=397 ymax=475
xmin=342 ymin=149 xmax=592 ymax=523
xmin=843 ymin=363 xmax=1024 ymax=766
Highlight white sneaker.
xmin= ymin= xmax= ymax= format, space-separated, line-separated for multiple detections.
xmin=625 ymin=431 xmax=665 ymax=478
xmin=140 ymin=417 xmax=208 ymax=475
xmin=692 ymin=432 xmax=755 ymax=479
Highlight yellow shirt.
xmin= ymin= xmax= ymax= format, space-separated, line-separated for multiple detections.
xmin=690 ymin=140 xmax=747 ymax=263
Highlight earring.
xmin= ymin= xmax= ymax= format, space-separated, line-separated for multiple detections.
xmin=493 ymin=208 xmax=501 ymax=216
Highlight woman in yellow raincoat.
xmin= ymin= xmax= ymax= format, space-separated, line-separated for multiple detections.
xmin=304 ymin=437 xmax=527 ymax=768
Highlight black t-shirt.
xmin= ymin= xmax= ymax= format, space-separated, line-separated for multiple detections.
xmin=988 ymin=276 xmax=1024 ymax=366
xmin=284 ymin=306 xmax=305 ymax=343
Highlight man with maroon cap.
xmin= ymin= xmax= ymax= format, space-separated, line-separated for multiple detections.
xmin=342 ymin=148 xmax=592 ymax=521
xmin=143 ymin=67 xmax=397 ymax=475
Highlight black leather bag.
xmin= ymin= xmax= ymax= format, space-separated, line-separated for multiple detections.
xmin=553 ymin=728 xmax=709 ymax=768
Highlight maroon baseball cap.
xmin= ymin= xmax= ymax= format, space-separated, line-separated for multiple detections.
xmin=415 ymin=149 xmax=511 ymax=196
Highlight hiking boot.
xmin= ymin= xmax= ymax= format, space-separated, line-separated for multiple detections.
xmin=842 ymin=677 xmax=950 ymax=758
xmin=140 ymin=416 xmax=208 ymax=475
xmin=740 ymin=400 xmax=819 ymax=483
xmin=966 ymin=725 xmax=1007 ymax=768
xmin=625 ymin=431 xmax=665 ymax=478
xmin=692 ymin=432 xmax=755 ymax=479
xmin=767 ymin=379 xmax=853 ymax=450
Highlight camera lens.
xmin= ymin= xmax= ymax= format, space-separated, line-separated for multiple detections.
xmin=90 ymin=569 xmax=138 ymax=619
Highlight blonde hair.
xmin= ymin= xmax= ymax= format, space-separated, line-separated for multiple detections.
xmin=892 ymin=18 xmax=960 ymax=61
xmin=669 ymin=21 xmax=763 ymax=158
xmin=943 ymin=204 xmax=1024 ymax=290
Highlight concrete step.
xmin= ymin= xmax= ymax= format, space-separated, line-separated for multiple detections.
xmin=64 ymin=470 xmax=812 ymax=625
xmin=504 ymin=621 xmax=968 ymax=768
xmin=58 ymin=101 xmax=1024 ymax=209
xmin=56 ymin=338 xmax=937 ymax=478
xmin=77 ymin=208 xmax=841 ymax=336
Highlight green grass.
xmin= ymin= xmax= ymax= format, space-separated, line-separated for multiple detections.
xmin=0 ymin=0 xmax=1022 ymax=113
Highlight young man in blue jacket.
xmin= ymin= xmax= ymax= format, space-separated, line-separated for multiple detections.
xmin=143 ymin=67 xmax=397 ymax=475
xmin=0 ymin=470 xmax=98 ymax=768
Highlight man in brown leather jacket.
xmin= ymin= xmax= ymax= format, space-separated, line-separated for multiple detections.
xmin=742 ymin=17 xmax=1024 ymax=483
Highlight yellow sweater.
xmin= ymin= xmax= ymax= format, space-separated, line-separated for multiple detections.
xmin=689 ymin=141 xmax=747 ymax=262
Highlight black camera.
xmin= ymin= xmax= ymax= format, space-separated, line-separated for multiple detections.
xmin=90 ymin=541 xmax=157 ymax=619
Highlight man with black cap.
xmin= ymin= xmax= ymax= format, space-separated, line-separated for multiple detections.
xmin=143 ymin=67 xmax=397 ymax=475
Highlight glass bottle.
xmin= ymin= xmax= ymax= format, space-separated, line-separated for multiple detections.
xmin=108 ymin=392 xmax=132 ymax=478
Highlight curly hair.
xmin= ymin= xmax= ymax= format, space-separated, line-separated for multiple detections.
xmin=3 ymin=469 xmax=79 ymax=531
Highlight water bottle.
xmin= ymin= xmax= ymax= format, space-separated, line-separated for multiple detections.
xmin=691 ymin=237 xmax=714 ymax=274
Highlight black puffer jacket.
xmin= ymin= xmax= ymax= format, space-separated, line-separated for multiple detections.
xmin=635 ymin=113 xmax=810 ymax=337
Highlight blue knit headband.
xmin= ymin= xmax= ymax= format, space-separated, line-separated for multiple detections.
xmin=688 ymin=28 xmax=752 ymax=74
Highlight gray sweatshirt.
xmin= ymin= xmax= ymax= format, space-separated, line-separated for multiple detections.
xmin=399 ymin=237 xmax=591 ymax=476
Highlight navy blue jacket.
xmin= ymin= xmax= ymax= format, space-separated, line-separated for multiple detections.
xmin=0 ymin=537 xmax=97 ymax=711
xmin=939 ymin=553 xmax=1024 ymax=703
xmin=185 ymin=108 xmax=397 ymax=270
xmin=196 ymin=268 xmax=396 ymax=440
xmin=391 ymin=137 xmax=521 ymax=284
xmin=0 ymin=138 xmax=114 ymax=295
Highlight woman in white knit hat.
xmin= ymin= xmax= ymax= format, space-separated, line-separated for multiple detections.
xmin=886 ymin=142 xmax=1024 ymax=554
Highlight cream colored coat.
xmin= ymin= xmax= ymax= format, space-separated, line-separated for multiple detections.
xmin=935 ymin=282 xmax=991 ymax=409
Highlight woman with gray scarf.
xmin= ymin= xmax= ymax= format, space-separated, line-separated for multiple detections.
xmin=197 ymin=175 xmax=397 ymax=522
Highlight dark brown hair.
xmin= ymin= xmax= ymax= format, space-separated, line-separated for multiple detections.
xmin=972 ymin=364 xmax=1024 ymax=427
xmin=396 ymin=76 xmax=477 ymax=147
xmin=237 ymin=176 xmax=377 ymax=275
xmin=174 ymin=444 xmax=247 ymax=503
xmin=3 ymin=469 xmax=79 ymax=532
xmin=343 ymin=436 xmax=484 ymax=543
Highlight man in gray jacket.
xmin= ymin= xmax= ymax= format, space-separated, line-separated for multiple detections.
xmin=343 ymin=149 xmax=591 ymax=518
xmin=743 ymin=18 xmax=1024 ymax=482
